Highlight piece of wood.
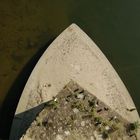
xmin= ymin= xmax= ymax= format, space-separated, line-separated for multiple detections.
xmin=10 ymin=23 xmax=140 ymax=140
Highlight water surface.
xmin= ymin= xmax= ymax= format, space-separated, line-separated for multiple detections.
xmin=0 ymin=0 xmax=140 ymax=138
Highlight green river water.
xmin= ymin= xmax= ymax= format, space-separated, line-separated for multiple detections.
xmin=0 ymin=0 xmax=140 ymax=139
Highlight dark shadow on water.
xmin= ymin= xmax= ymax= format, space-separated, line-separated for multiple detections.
xmin=10 ymin=102 xmax=48 ymax=140
xmin=0 ymin=38 xmax=55 ymax=140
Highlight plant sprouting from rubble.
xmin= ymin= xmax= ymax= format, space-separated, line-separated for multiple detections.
xmin=128 ymin=121 xmax=140 ymax=133
xmin=48 ymin=97 xmax=59 ymax=109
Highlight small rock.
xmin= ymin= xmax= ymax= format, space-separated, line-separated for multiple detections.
xmin=105 ymin=126 xmax=110 ymax=131
xmin=85 ymin=120 xmax=89 ymax=124
xmin=58 ymin=127 xmax=62 ymax=132
xmin=64 ymin=101 xmax=68 ymax=105
xmin=64 ymin=131 xmax=70 ymax=136
xmin=56 ymin=134 xmax=63 ymax=140
xmin=81 ymin=121 xmax=85 ymax=127
xmin=54 ymin=98 xmax=57 ymax=102
xmin=95 ymin=104 xmax=98 ymax=107
xmin=77 ymin=94 xmax=84 ymax=99
xmin=114 ymin=116 xmax=117 ymax=119
xmin=93 ymin=131 xmax=103 ymax=140
xmin=53 ymin=132 xmax=56 ymax=135
xmin=73 ymin=108 xmax=79 ymax=113
xmin=90 ymin=136 xmax=94 ymax=140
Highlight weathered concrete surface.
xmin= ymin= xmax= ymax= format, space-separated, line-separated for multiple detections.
xmin=20 ymin=81 xmax=138 ymax=140
xmin=10 ymin=24 xmax=140 ymax=140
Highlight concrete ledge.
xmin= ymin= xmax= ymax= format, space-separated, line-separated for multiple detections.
xmin=10 ymin=23 xmax=139 ymax=140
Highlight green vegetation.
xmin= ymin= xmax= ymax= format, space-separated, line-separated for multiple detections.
xmin=88 ymin=99 xmax=96 ymax=108
xmin=71 ymin=101 xmax=85 ymax=112
xmin=131 ymin=121 xmax=140 ymax=132
xmin=48 ymin=97 xmax=59 ymax=109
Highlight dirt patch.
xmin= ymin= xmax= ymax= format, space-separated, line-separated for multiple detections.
xmin=20 ymin=81 xmax=139 ymax=140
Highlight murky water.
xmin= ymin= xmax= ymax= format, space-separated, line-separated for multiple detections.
xmin=0 ymin=0 xmax=140 ymax=139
